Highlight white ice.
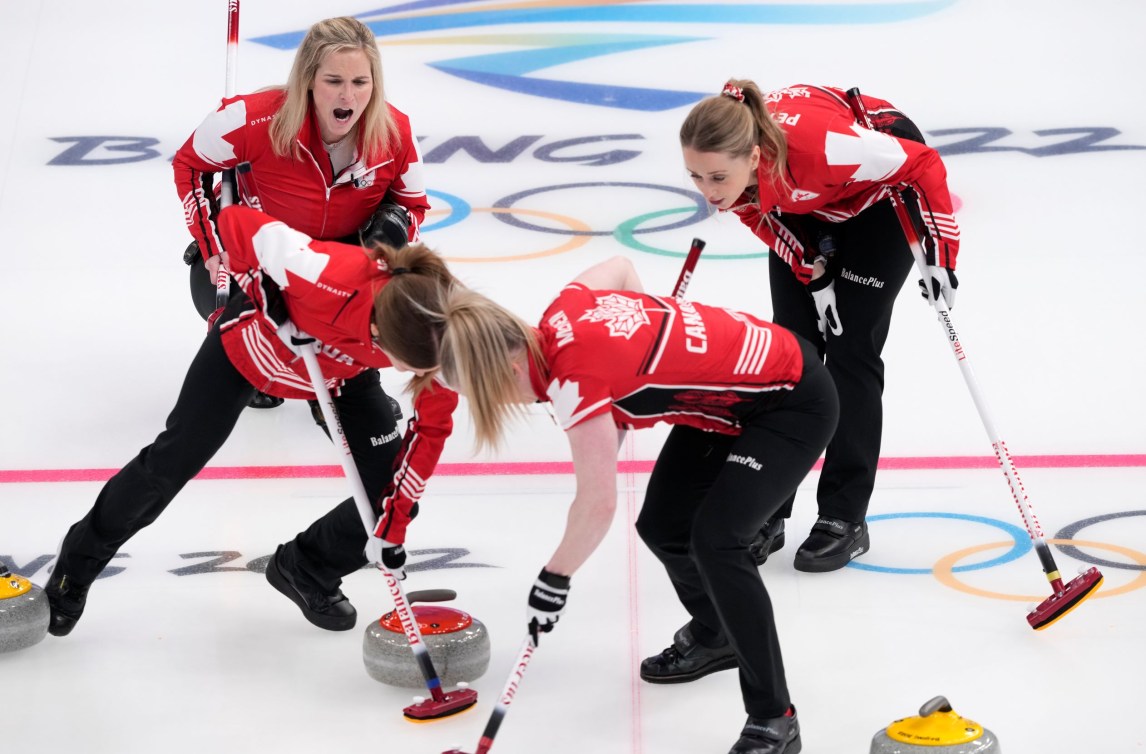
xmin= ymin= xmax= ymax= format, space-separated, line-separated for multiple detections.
xmin=2 ymin=1 xmax=1144 ymax=753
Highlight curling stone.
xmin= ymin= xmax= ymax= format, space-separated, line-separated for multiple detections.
xmin=871 ymin=696 xmax=1000 ymax=753
xmin=0 ymin=569 xmax=50 ymax=653
xmin=363 ymin=604 xmax=490 ymax=688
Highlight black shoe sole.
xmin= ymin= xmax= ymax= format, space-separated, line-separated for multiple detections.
xmin=640 ymin=655 xmax=739 ymax=684
xmin=793 ymin=529 xmax=870 ymax=573
xmin=732 ymin=735 xmax=802 ymax=754
xmin=47 ymin=613 xmax=80 ymax=637
xmin=265 ymin=553 xmax=356 ymax=631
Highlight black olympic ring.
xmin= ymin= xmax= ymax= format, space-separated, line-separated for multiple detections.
xmin=1053 ymin=510 xmax=1146 ymax=571
xmin=491 ymin=182 xmax=709 ymax=236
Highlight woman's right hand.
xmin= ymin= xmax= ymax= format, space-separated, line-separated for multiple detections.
xmin=204 ymin=252 xmax=230 ymax=281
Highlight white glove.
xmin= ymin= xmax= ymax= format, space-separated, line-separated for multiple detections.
xmin=365 ymin=534 xmax=407 ymax=580
xmin=918 ymin=265 xmax=958 ymax=309
xmin=807 ymin=274 xmax=843 ymax=338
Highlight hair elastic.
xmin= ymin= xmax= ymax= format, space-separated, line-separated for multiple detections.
xmin=721 ymin=83 xmax=745 ymax=102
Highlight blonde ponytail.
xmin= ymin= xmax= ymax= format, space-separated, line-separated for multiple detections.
xmin=439 ymin=289 xmax=543 ymax=452
xmin=370 ymin=243 xmax=457 ymax=395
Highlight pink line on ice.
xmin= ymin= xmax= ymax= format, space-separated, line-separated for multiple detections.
xmin=2 ymin=455 xmax=1145 ymax=484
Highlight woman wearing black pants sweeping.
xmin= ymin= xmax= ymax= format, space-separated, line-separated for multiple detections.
xmin=434 ymin=256 xmax=837 ymax=754
xmin=681 ymin=80 xmax=961 ymax=572
xmin=46 ymin=206 xmax=458 ymax=637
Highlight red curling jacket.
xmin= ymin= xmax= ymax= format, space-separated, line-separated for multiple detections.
xmin=531 ymin=284 xmax=804 ymax=434
xmin=730 ymin=84 xmax=959 ymax=283
xmin=215 ymin=205 xmax=455 ymax=544
xmin=175 ymin=89 xmax=430 ymax=261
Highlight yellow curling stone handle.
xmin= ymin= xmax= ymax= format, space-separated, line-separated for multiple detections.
xmin=886 ymin=696 xmax=984 ymax=746
xmin=1 ymin=573 xmax=34 ymax=600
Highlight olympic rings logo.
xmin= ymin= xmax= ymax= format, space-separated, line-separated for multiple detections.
xmin=422 ymin=183 xmax=767 ymax=262
xmin=846 ymin=510 xmax=1146 ymax=604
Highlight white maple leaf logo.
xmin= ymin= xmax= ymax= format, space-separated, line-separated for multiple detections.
xmin=547 ymin=378 xmax=587 ymax=426
xmin=824 ymin=123 xmax=907 ymax=182
xmin=579 ymin=294 xmax=649 ymax=339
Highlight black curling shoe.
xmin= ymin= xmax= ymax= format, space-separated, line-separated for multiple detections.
xmin=265 ymin=546 xmax=357 ymax=631
xmin=793 ymin=516 xmax=870 ymax=573
xmin=247 ymin=391 xmax=285 ymax=409
xmin=729 ymin=707 xmax=801 ymax=754
xmin=749 ymin=517 xmax=786 ymax=566
xmin=640 ymin=623 xmax=738 ymax=683
xmin=45 ymin=571 xmax=90 ymax=637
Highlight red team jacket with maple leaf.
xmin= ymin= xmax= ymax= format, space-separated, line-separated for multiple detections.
xmin=730 ymin=84 xmax=959 ymax=284
xmin=215 ymin=205 xmax=456 ymax=543
xmin=532 ymin=284 xmax=804 ymax=434
xmin=174 ymin=89 xmax=430 ymax=261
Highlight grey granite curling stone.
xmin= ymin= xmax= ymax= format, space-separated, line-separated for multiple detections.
xmin=0 ymin=572 xmax=50 ymax=653
xmin=363 ymin=604 xmax=490 ymax=688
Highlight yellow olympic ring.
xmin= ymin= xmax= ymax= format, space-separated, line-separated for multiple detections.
xmin=427 ymin=207 xmax=592 ymax=263
xmin=933 ymin=539 xmax=1146 ymax=601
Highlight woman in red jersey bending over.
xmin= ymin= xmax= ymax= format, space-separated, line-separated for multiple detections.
xmin=47 ymin=206 xmax=457 ymax=637
xmin=682 ymin=81 xmax=960 ymax=572
xmin=437 ymin=256 xmax=838 ymax=754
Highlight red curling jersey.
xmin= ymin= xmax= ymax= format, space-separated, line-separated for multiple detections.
xmin=216 ymin=205 xmax=456 ymax=543
xmin=174 ymin=89 xmax=430 ymax=260
xmin=533 ymin=284 xmax=804 ymax=434
xmin=729 ymin=84 xmax=959 ymax=283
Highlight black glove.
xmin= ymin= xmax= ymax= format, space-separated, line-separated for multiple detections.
xmin=527 ymin=568 xmax=571 ymax=642
xmin=383 ymin=542 xmax=408 ymax=580
xmin=360 ymin=202 xmax=410 ymax=249
xmin=365 ymin=535 xmax=407 ymax=580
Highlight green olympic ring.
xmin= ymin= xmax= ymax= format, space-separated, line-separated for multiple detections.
xmin=614 ymin=207 xmax=767 ymax=260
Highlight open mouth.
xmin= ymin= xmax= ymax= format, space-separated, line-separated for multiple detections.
xmin=334 ymin=108 xmax=353 ymax=123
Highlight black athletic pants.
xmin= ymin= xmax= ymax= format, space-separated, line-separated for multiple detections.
xmin=768 ymin=198 xmax=914 ymax=523
xmin=55 ymin=326 xmax=402 ymax=593
xmin=635 ymin=337 xmax=839 ymax=718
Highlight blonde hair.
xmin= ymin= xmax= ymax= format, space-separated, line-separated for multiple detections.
xmin=679 ymin=78 xmax=788 ymax=190
xmin=370 ymin=243 xmax=457 ymax=395
xmin=269 ymin=17 xmax=396 ymax=159
xmin=438 ymin=289 xmax=545 ymax=452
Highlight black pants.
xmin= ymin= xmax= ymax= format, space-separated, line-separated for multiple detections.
xmin=55 ymin=326 xmax=402 ymax=592
xmin=768 ymin=199 xmax=914 ymax=522
xmin=635 ymin=338 xmax=839 ymax=718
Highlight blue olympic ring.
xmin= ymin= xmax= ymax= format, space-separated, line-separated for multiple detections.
xmin=491 ymin=182 xmax=708 ymax=236
xmin=422 ymin=189 xmax=472 ymax=232
xmin=846 ymin=512 xmax=1032 ymax=574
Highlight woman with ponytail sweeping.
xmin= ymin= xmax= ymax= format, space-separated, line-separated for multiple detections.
xmin=47 ymin=206 xmax=458 ymax=637
xmin=435 ymin=256 xmax=838 ymax=753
